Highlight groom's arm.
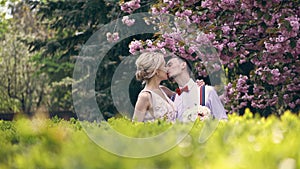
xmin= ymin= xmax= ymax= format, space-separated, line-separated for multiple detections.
xmin=159 ymin=85 xmax=176 ymax=99
xmin=207 ymin=86 xmax=228 ymax=119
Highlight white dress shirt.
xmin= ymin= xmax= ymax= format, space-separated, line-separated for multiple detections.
xmin=174 ymin=79 xmax=228 ymax=121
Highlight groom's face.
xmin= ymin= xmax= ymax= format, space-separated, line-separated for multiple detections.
xmin=166 ymin=58 xmax=183 ymax=79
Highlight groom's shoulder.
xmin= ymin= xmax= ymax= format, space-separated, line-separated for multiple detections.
xmin=199 ymin=85 xmax=216 ymax=93
xmin=205 ymin=85 xmax=215 ymax=90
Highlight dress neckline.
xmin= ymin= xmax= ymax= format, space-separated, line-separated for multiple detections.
xmin=143 ymin=87 xmax=172 ymax=105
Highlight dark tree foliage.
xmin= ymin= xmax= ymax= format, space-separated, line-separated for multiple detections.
xmin=25 ymin=0 xmax=154 ymax=119
xmin=27 ymin=0 xmax=111 ymax=56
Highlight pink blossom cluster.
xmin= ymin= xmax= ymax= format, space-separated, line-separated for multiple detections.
xmin=106 ymin=32 xmax=119 ymax=42
xmin=285 ymin=16 xmax=300 ymax=32
xmin=150 ymin=0 xmax=181 ymax=15
xmin=236 ymin=75 xmax=249 ymax=94
xmin=219 ymin=0 xmax=237 ymax=10
xmin=129 ymin=40 xmax=143 ymax=54
xmin=120 ymin=0 xmax=141 ymax=13
xmin=122 ymin=16 xmax=135 ymax=27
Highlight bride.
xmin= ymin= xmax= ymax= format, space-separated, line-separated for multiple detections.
xmin=133 ymin=52 xmax=177 ymax=122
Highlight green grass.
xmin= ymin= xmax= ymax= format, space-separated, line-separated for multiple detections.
xmin=0 ymin=110 xmax=299 ymax=169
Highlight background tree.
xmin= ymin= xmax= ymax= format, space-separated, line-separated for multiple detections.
xmin=0 ymin=1 xmax=50 ymax=115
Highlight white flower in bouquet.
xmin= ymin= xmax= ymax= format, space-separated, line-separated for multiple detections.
xmin=181 ymin=105 xmax=211 ymax=123
xmin=197 ymin=105 xmax=211 ymax=121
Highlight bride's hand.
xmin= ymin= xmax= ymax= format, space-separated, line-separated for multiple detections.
xmin=196 ymin=79 xmax=205 ymax=86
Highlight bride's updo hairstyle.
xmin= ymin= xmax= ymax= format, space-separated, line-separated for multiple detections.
xmin=135 ymin=52 xmax=165 ymax=84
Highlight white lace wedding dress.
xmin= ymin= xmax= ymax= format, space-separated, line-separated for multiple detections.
xmin=141 ymin=88 xmax=177 ymax=122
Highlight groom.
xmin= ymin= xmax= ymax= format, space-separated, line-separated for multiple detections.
xmin=166 ymin=56 xmax=228 ymax=121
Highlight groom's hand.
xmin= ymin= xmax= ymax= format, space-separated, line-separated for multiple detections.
xmin=196 ymin=79 xmax=205 ymax=86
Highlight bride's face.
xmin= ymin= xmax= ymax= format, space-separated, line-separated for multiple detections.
xmin=157 ymin=62 xmax=168 ymax=80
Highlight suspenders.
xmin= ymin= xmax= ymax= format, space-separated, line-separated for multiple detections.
xmin=200 ymin=85 xmax=205 ymax=106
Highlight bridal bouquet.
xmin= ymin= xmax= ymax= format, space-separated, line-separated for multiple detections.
xmin=181 ymin=105 xmax=211 ymax=123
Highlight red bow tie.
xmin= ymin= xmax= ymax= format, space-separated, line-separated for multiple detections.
xmin=176 ymin=86 xmax=189 ymax=96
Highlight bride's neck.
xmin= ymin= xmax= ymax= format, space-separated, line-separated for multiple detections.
xmin=145 ymin=78 xmax=161 ymax=90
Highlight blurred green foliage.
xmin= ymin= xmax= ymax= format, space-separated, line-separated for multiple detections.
xmin=0 ymin=110 xmax=299 ymax=169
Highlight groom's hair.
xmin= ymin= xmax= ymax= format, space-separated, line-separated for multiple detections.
xmin=166 ymin=55 xmax=193 ymax=76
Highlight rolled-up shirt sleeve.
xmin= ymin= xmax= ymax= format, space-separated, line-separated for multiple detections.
xmin=206 ymin=86 xmax=228 ymax=119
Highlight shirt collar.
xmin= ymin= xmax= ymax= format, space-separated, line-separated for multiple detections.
xmin=182 ymin=78 xmax=194 ymax=89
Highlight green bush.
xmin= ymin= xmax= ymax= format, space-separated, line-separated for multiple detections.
xmin=0 ymin=110 xmax=299 ymax=169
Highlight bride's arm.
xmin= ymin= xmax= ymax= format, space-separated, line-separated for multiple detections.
xmin=132 ymin=92 xmax=151 ymax=122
